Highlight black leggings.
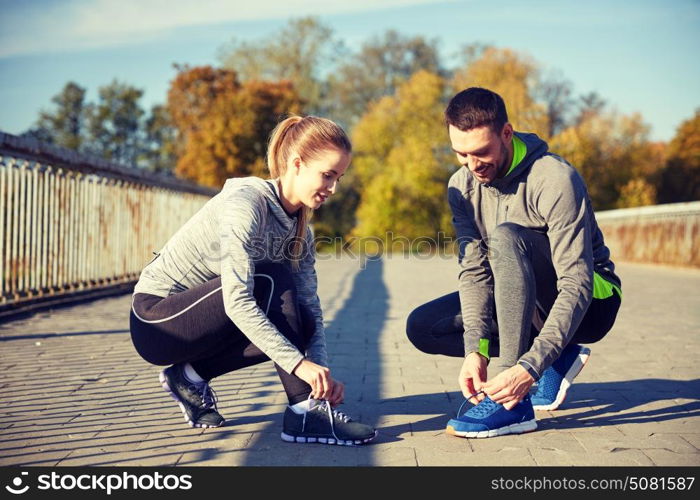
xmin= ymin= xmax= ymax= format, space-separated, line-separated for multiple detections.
xmin=406 ymin=290 xmax=621 ymax=359
xmin=130 ymin=262 xmax=313 ymax=405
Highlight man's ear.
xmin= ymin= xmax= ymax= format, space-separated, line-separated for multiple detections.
xmin=501 ymin=123 xmax=513 ymax=142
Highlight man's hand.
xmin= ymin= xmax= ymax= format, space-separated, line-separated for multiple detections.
xmin=458 ymin=352 xmax=488 ymax=404
xmin=481 ymin=364 xmax=535 ymax=409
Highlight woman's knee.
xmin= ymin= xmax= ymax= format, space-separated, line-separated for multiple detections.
xmin=253 ymin=262 xmax=298 ymax=311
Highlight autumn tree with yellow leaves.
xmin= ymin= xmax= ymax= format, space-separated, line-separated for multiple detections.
xmin=656 ymin=109 xmax=700 ymax=203
xmin=452 ymin=47 xmax=550 ymax=139
xmin=351 ymin=71 xmax=454 ymax=242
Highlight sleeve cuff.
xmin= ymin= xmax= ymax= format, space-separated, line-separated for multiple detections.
xmin=517 ymin=360 xmax=541 ymax=381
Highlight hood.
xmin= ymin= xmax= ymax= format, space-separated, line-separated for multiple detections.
xmin=488 ymin=132 xmax=549 ymax=191
xmin=223 ymin=176 xmax=298 ymax=229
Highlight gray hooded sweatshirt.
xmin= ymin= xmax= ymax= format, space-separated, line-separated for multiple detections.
xmin=133 ymin=177 xmax=327 ymax=375
xmin=448 ymin=132 xmax=621 ymax=375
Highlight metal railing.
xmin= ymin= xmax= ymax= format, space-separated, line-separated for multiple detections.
xmin=0 ymin=132 xmax=217 ymax=314
xmin=596 ymin=201 xmax=700 ymax=268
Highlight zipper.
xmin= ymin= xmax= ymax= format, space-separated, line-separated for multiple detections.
xmin=495 ymin=191 xmax=501 ymax=225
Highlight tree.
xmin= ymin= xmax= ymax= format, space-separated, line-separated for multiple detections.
xmin=656 ymin=109 xmax=700 ymax=203
xmin=536 ymin=70 xmax=575 ymax=137
xmin=452 ymin=47 xmax=550 ymax=138
xmin=325 ymin=30 xmax=443 ymax=126
xmin=351 ymin=71 xmax=454 ymax=241
xmin=142 ymin=104 xmax=178 ymax=173
xmin=23 ymin=82 xmax=86 ymax=150
xmin=84 ymin=80 xmax=145 ymax=166
xmin=549 ymin=111 xmax=658 ymax=210
xmin=218 ymin=17 xmax=341 ymax=114
xmin=167 ymin=65 xmax=302 ymax=187
xmin=575 ymin=91 xmax=607 ymax=125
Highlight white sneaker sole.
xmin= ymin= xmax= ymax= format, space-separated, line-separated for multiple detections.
xmin=280 ymin=430 xmax=377 ymax=446
xmin=159 ymin=370 xmax=222 ymax=429
xmin=533 ymin=347 xmax=591 ymax=411
xmin=446 ymin=418 xmax=538 ymax=438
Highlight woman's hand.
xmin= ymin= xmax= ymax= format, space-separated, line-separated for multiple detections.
xmin=292 ymin=359 xmax=335 ymax=400
xmin=328 ymin=380 xmax=345 ymax=407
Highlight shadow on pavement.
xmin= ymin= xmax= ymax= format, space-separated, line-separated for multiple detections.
xmin=239 ymin=258 xmax=389 ymax=466
xmin=538 ymin=378 xmax=700 ymax=430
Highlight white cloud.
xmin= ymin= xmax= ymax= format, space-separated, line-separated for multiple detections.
xmin=0 ymin=0 xmax=457 ymax=58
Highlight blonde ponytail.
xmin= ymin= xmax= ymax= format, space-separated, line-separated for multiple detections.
xmin=266 ymin=115 xmax=351 ymax=270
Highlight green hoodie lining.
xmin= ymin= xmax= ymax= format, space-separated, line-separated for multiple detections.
xmin=505 ymin=135 xmax=527 ymax=177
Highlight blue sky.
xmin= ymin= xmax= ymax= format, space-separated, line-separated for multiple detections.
xmin=1 ymin=0 xmax=698 ymax=141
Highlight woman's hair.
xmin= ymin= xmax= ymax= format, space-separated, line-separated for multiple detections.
xmin=266 ymin=115 xmax=352 ymax=270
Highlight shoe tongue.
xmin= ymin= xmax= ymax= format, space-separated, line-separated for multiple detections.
xmin=308 ymin=398 xmax=324 ymax=410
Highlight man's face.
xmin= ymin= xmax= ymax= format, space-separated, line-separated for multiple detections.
xmin=448 ymin=124 xmax=512 ymax=184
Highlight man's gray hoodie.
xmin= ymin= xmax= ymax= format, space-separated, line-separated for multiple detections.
xmin=133 ymin=177 xmax=327 ymax=375
xmin=448 ymin=132 xmax=621 ymax=376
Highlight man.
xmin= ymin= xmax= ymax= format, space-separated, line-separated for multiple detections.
xmin=406 ymin=87 xmax=621 ymax=438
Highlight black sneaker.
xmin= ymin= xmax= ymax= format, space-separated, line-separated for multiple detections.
xmin=281 ymin=399 xmax=376 ymax=445
xmin=159 ymin=365 xmax=224 ymax=428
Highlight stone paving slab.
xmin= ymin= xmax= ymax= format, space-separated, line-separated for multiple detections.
xmin=0 ymin=257 xmax=699 ymax=466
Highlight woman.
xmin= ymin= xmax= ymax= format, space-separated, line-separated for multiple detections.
xmin=129 ymin=115 xmax=376 ymax=445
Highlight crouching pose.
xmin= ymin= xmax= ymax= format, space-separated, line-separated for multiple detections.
xmin=407 ymin=88 xmax=621 ymax=438
xmin=130 ymin=115 xmax=376 ymax=445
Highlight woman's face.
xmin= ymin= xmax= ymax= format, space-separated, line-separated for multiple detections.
xmin=290 ymin=148 xmax=351 ymax=210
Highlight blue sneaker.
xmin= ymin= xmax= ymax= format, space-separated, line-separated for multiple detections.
xmin=531 ymin=344 xmax=591 ymax=411
xmin=445 ymin=395 xmax=537 ymax=438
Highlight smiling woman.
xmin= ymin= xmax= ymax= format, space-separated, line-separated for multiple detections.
xmin=128 ymin=114 xmax=376 ymax=445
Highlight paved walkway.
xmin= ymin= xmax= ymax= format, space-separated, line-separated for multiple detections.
xmin=1 ymin=257 xmax=699 ymax=466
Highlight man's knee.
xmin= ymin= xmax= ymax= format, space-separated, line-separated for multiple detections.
xmin=489 ymin=222 xmax=527 ymax=250
xmin=489 ymin=222 xmax=532 ymax=271
xmin=406 ymin=305 xmax=436 ymax=354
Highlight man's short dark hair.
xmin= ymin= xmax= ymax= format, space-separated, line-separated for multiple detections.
xmin=444 ymin=87 xmax=509 ymax=133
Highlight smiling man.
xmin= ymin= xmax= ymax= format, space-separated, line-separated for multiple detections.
xmin=406 ymin=87 xmax=622 ymax=438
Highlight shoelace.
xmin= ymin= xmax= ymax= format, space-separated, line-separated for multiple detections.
xmin=466 ymin=397 xmax=499 ymax=418
xmin=456 ymin=390 xmax=486 ymax=417
xmin=301 ymin=397 xmax=350 ymax=442
xmin=189 ymin=382 xmax=218 ymax=411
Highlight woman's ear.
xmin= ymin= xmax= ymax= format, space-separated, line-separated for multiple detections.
xmin=289 ymin=154 xmax=302 ymax=175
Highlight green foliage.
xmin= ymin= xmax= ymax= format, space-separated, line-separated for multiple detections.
xmin=218 ymin=17 xmax=341 ymax=115
xmin=22 ymin=80 xmax=177 ymax=172
xmin=142 ymin=104 xmax=178 ymax=173
xmin=84 ymin=80 xmax=145 ymax=165
xmin=23 ymin=82 xmax=86 ymax=150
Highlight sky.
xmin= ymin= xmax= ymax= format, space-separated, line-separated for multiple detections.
xmin=0 ymin=0 xmax=698 ymax=142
